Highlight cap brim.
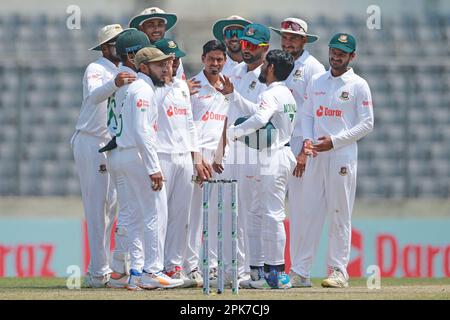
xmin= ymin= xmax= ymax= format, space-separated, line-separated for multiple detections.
xmin=213 ymin=19 xmax=251 ymax=41
xmin=129 ymin=13 xmax=177 ymax=31
xmin=88 ymin=28 xmax=129 ymax=51
xmin=329 ymin=43 xmax=354 ymax=53
xmin=148 ymin=54 xmax=174 ymax=63
xmin=269 ymin=27 xmax=319 ymax=43
xmin=174 ymin=49 xmax=186 ymax=58
xmin=239 ymin=36 xmax=266 ymax=45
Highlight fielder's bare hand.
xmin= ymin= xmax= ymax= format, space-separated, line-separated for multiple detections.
xmin=212 ymin=161 xmax=224 ymax=174
xmin=115 ymin=72 xmax=136 ymax=87
xmin=187 ymin=78 xmax=201 ymax=95
xmin=150 ymin=171 xmax=164 ymax=191
xmin=303 ymin=139 xmax=317 ymax=157
xmin=192 ymin=152 xmax=213 ymax=183
xmin=293 ymin=151 xmax=308 ymax=177
xmin=313 ymin=136 xmax=334 ymax=153
xmin=217 ymin=75 xmax=234 ymax=95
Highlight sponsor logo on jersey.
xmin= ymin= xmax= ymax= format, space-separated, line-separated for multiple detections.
xmin=87 ymin=73 xmax=101 ymax=81
xmin=249 ymin=81 xmax=257 ymax=90
xmin=99 ymin=164 xmax=107 ymax=174
xmin=362 ymin=100 xmax=372 ymax=107
xmin=167 ymin=105 xmax=188 ymax=117
xmin=340 ymin=91 xmax=350 ymax=101
xmin=314 ymin=91 xmax=326 ymax=96
xmin=260 ymin=100 xmax=269 ymax=109
xmin=182 ymin=90 xmax=188 ymax=98
xmin=339 ymin=166 xmax=348 ymax=176
xmin=201 ymin=111 xmax=226 ymax=122
xmin=198 ymin=94 xmax=212 ymax=100
xmin=316 ymin=105 xmax=343 ymax=118
xmin=136 ymin=99 xmax=149 ymax=108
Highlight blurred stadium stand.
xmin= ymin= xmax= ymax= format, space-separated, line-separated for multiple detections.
xmin=0 ymin=9 xmax=449 ymax=198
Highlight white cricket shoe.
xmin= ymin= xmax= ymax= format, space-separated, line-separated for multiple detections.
xmin=140 ymin=271 xmax=184 ymax=289
xmin=289 ymin=271 xmax=312 ymax=288
xmin=165 ymin=266 xmax=197 ymax=288
xmin=210 ymin=273 xmax=250 ymax=289
xmin=240 ymin=267 xmax=264 ymax=289
xmin=107 ymin=272 xmax=129 ymax=289
xmin=127 ymin=270 xmax=143 ymax=291
xmin=186 ymin=268 xmax=203 ymax=287
xmin=209 ymin=267 xmax=218 ymax=280
xmin=321 ymin=268 xmax=349 ymax=288
xmin=250 ymin=271 xmax=292 ymax=290
xmin=85 ymin=273 xmax=110 ymax=288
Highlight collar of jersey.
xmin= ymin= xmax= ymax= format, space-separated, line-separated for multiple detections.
xmin=326 ymin=67 xmax=355 ymax=81
xmin=137 ymin=72 xmax=156 ymax=89
xmin=119 ymin=64 xmax=137 ymax=76
xmin=267 ymin=81 xmax=283 ymax=89
xmin=196 ymin=69 xmax=223 ymax=91
xmin=99 ymin=56 xmax=118 ymax=70
xmin=296 ymin=49 xmax=310 ymax=65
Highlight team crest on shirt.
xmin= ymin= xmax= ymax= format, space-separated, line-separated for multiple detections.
xmin=339 ymin=167 xmax=348 ymax=176
xmin=293 ymin=69 xmax=302 ymax=80
xmin=340 ymin=91 xmax=350 ymax=101
xmin=182 ymin=90 xmax=188 ymax=98
xmin=249 ymin=81 xmax=257 ymax=90
xmin=99 ymin=164 xmax=107 ymax=174
xmin=246 ymin=28 xmax=255 ymax=36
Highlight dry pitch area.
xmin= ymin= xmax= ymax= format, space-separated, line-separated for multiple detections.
xmin=0 ymin=277 xmax=449 ymax=300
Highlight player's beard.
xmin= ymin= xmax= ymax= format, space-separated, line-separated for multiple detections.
xmin=149 ymin=73 xmax=166 ymax=87
xmin=226 ymin=40 xmax=241 ymax=54
xmin=283 ymin=46 xmax=303 ymax=60
xmin=108 ymin=46 xmax=121 ymax=63
xmin=243 ymin=51 xmax=261 ymax=65
xmin=329 ymin=57 xmax=350 ymax=75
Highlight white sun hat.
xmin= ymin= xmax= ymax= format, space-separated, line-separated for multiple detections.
xmin=270 ymin=18 xmax=319 ymax=43
xmin=89 ymin=24 xmax=124 ymax=51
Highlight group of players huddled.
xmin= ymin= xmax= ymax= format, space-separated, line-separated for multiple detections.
xmin=72 ymin=7 xmax=373 ymax=291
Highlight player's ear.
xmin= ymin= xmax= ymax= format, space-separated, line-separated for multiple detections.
xmin=350 ymin=51 xmax=356 ymax=61
xmin=201 ymin=54 xmax=206 ymax=64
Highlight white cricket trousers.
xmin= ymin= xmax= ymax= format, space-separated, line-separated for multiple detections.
xmin=291 ymin=146 xmax=357 ymax=280
xmin=214 ymin=143 xmax=251 ymax=278
xmin=113 ymin=147 xmax=167 ymax=273
xmin=158 ymin=152 xmax=194 ymax=272
xmin=107 ymin=148 xmax=140 ymax=274
xmin=226 ymin=140 xmax=258 ymax=274
xmin=183 ymin=149 xmax=216 ymax=274
xmin=254 ymin=146 xmax=296 ymax=266
xmin=288 ymin=136 xmax=322 ymax=276
xmin=71 ymin=131 xmax=117 ymax=277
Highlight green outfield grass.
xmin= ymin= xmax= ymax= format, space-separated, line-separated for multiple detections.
xmin=0 ymin=277 xmax=449 ymax=300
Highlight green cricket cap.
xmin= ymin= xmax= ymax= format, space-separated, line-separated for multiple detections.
xmin=329 ymin=33 xmax=356 ymax=53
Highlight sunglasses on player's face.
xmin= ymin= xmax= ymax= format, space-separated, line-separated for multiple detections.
xmin=240 ymin=40 xmax=269 ymax=52
xmin=281 ymin=21 xmax=305 ymax=33
xmin=224 ymin=28 xmax=244 ymax=39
